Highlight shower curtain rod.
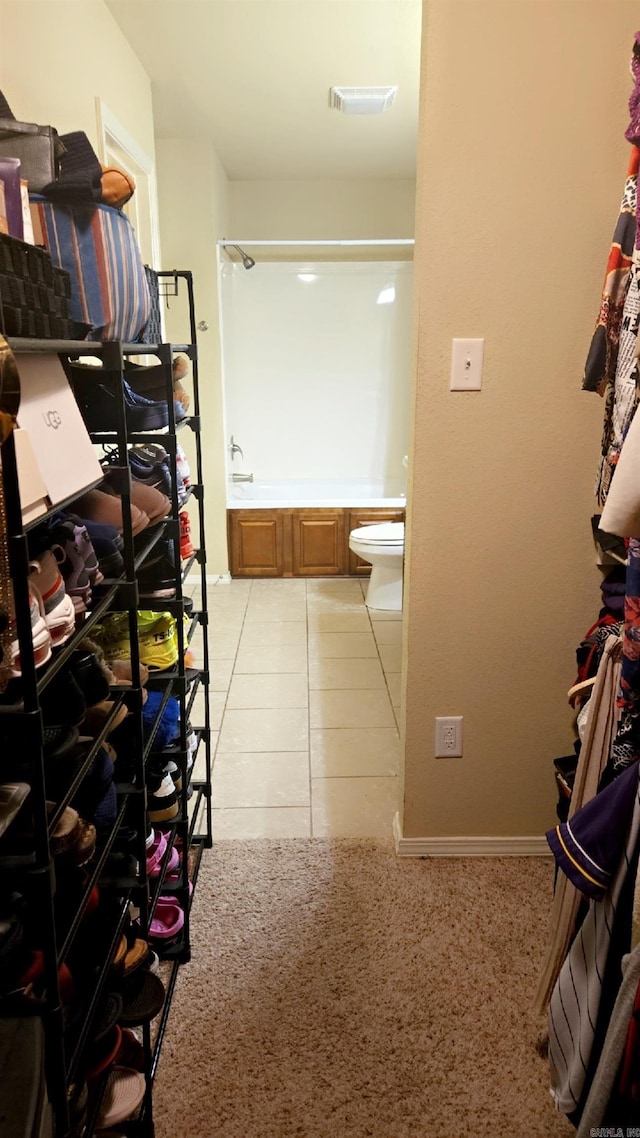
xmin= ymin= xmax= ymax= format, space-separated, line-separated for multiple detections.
xmin=218 ymin=239 xmax=414 ymax=247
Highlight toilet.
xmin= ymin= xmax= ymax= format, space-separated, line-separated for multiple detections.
xmin=348 ymin=522 xmax=405 ymax=611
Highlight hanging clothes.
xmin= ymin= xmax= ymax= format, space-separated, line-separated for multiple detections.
xmin=535 ymin=634 xmax=623 ymax=1013
xmin=583 ymin=145 xmax=638 ymax=400
xmin=547 ymin=761 xmax=640 ymax=1121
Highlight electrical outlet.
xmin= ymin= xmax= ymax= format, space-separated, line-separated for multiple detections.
xmin=435 ymin=716 xmax=463 ymax=757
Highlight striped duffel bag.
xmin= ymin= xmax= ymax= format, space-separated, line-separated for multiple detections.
xmin=30 ymin=197 xmax=151 ymax=342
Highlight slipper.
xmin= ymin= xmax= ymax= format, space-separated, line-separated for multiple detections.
xmin=148 ymin=846 xmax=179 ymax=881
xmin=145 ymin=830 xmax=167 ymax=877
xmin=149 ymin=897 xmax=184 ymax=942
xmin=119 ymin=968 xmax=165 ymax=1025
xmin=115 ymin=1027 xmax=145 ymax=1072
xmin=86 ymin=1023 xmax=122 ymax=1081
xmin=82 ymin=701 xmax=129 ymax=739
xmin=96 ymin=1065 xmax=146 ymax=1129
xmin=122 ymin=938 xmax=148 ymax=977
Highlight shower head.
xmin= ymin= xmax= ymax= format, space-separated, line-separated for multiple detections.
xmin=228 ymin=243 xmax=256 ymax=270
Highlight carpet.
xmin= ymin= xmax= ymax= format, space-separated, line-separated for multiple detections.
xmin=153 ymin=840 xmax=574 ymax=1138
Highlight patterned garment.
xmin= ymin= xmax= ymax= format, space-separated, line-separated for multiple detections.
xmin=548 ymin=761 xmax=640 ymax=1118
xmin=601 ymin=539 xmax=640 ymax=783
xmin=596 ymin=250 xmax=640 ymax=504
xmin=583 ymin=146 xmax=639 ymax=398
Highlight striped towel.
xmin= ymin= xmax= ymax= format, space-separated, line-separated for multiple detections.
xmin=31 ymin=197 xmax=150 ymax=342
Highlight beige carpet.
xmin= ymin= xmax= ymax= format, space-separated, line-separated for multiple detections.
xmin=154 ymin=840 xmax=574 ymax=1138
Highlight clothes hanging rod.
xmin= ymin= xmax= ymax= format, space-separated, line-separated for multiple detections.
xmin=218 ymin=239 xmax=415 ymax=247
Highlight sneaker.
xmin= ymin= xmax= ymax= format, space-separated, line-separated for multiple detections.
xmin=130 ymin=444 xmax=187 ymax=507
xmin=28 ymin=551 xmax=76 ymax=645
xmin=176 ymin=443 xmax=191 ymax=488
xmin=146 ymin=772 xmax=179 ymax=824
xmin=179 ymin=512 xmax=195 ymax=560
xmin=8 ymin=587 xmax=52 ymax=673
xmin=71 ymin=517 xmax=124 ymax=578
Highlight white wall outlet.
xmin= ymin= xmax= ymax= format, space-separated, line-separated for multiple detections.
xmin=435 ymin=716 xmax=463 ymax=757
xmin=450 ymin=338 xmax=484 ymax=391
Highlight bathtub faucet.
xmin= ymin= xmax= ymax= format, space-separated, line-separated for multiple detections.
xmin=231 ymin=472 xmax=254 ymax=483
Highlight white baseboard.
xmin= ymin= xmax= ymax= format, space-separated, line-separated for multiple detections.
xmin=184 ymin=572 xmax=231 ymax=586
xmin=392 ymin=813 xmax=549 ymax=857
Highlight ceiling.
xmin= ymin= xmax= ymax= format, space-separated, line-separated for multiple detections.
xmin=106 ymin=0 xmax=423 ymax=181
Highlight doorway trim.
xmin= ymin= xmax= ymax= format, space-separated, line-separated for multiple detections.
xmin=94 ymin=97 xmax=162 ymax=271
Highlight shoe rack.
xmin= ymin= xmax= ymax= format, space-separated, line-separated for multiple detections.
xmin=0 ymin=270 xmax=212 ymax=1137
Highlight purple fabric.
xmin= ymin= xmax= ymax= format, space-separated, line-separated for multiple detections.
xmin=546 ymin=760 xmax=639 ymax=899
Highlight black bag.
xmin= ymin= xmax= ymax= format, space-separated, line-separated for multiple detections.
xmin=0 ymin=119 xmax=65 ymax=193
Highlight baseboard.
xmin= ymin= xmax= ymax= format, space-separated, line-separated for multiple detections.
xmin=184 ymin=572 xmax=231 ymax=586
xmin=392 ymin=813 xmax=549 ymax=857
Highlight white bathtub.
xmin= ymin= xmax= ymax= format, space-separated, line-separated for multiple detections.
xmin=227 ymin=478 xmax=406 ymax=509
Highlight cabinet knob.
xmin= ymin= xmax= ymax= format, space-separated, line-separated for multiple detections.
xmin=197 ymin=320 xmax=209 ymax=332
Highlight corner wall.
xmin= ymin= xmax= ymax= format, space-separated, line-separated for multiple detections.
xmin=401 ymin=0 xmax=640 ymax=840
xmin=155 ymin=138 xmax=230 ymax=575
xmin=0 ymin=0 xmax=155 ymax=160
xmin=229 ymin=179 xmax=415 ymax=241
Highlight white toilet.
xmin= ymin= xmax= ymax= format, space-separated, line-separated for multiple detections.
xmin=349 ymin=522 xmax=405 ymax=611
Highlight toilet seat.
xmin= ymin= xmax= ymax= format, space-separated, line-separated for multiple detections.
xmin=349 ymin=522 xmax=404 ymax=546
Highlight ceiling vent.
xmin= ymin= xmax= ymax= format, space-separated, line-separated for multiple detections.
xmin=329 ymin=86 xmax=398 ymax=115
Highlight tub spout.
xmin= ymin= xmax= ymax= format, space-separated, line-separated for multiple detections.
xmin=231 ymin=472 xmax=254 ymax=483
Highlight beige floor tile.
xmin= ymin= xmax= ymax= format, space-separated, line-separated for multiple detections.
xmin=306 ymin=579 xmax=364 ymax=596
xmin=212 ymin=752 xmax=310 ymax=807
xmin=192 ymin=731 xmax=218 ymax=782
xmin=245 ymin=598 xmax=308 ymax=622
xmin=308 ymin=632 xmax=378 ymax=659
xmin=309 ymin=689 xmax=396 ymax=729
xmin=212 ymin=807 xmax=311 ymax=839
xmin=227 ymin=673 xmax=309 ymax=708
xmin=209 ymin=692 xmax=227 ymax=731
xmin=309 ymin=657 xmax=386 ymax=690
xmin=306 ymin=598 xmax=368 ymax=615
xmin=307 ymin=612 xmax=371 ymax=633
xmin=234 ymin=644 xmax=308 ymax=674
xmin=250 ymin=579 xmax=307 ymax=596
xmin=218 ymin=707 xmax=309 ymax=752
xmin=379 ymin=644 xmax=403 ymax=673
xmin=371 ymin=621 xmax=403 ymax=645
xmin=209 ymin=633 xmax=242 ymax=661
xmin=240 ymin=621 xmax=307 ymax=647
xmin=209 ymin=660 xmax=235 ymax=691
xmin=310 ymin=728 xmax=400 ymax=777
xmin=385 ymin=672 xmax=402 ymax=707
xmin=311 ymin=776 xmax=399 ymax=838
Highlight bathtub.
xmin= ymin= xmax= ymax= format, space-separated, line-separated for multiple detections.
xmin=227 ymin=477 xmax=406 ymax=509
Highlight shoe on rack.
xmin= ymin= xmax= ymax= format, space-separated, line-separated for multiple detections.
xmin=44 ymin=523 xmax=92 ymax=613
xmin=147 ymin=772 xmax=179 ymax=824
xmin=176 ymin=442 xmax=191 ymax=488
xmin=9 ymin=586 xmax=53 ymax=676
xmin=179 ymin=511 xmax=195 ymax=560
xmin=73 ymin=489 xmax=150 ymax=538
xmin=69 ymin=366 xmax=184 ymax=433
xmin=60 ymin=513 xmax=120 ymax=583
xmin=0 ymin=783 xmax=29 ymax=839
xmin=28 ymin=551 xmax=76 ymax=646
xmin=130 ymin=442 xmax=188 ymax=506
xmin=95 ymin=1066 xmax=146 ymax=1130
xmin=101 ymin=470 xmax=171 ymax=527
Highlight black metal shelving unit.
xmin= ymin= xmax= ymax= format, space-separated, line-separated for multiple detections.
xmin=0 ymin=270 xmax=212 ymax=1137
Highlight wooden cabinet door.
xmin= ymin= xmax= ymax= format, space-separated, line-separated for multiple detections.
xmin=292 ymin=510 xmax=346 ymax=576
xmin=347 ymin=509 xmax=406 ymax=575
xmin=228 ymin=510 xmax=284 ymax=577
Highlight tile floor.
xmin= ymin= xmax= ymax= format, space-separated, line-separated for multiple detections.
xmin=187 ymin=577 xmax=402 ymax=840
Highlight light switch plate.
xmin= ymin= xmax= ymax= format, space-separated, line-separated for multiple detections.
xmin=450 ymin=338 xmax=484 ymax=391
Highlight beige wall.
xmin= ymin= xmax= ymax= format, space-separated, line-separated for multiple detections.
xmin=229 ymin=179 xmax=415 ymax=242
xmin=0 ymin=0 xmax=155 ymax=161
xmin=401 ymin=0 xmax=639 ymax=839
xmin=156 ymin=138 xmax=230 ymax=575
